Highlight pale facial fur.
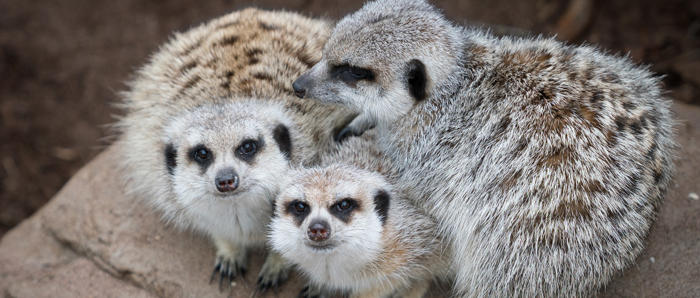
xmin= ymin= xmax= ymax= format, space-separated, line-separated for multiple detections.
xmin=162 ymin=101 xmax=293 ymax=244
xmin=269 ymin=165 xmax=389 ymax=291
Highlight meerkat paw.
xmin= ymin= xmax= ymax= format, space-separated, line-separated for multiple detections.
xmin=298 ymin=283 xmax=327 ymax=298
xmin=334 ymin=114 xmax=374 ymax=143
xmin=334 ymin=126 xmax=365 ymax=143
xmin=209 ymin=239 xmax=248 ymax=291
xmin=257 ymin=251 xmax=292 ymax=291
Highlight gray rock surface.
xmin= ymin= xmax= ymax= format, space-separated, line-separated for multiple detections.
xmin=1 ymin=102 xmax=699 ymax=297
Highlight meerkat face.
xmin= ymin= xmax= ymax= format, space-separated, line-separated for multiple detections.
xmin=292 ymin=0 xmax=460 ymax=126
xmin=270 ymin=165 xmax=391 ymax=273
xmin=162 ymin=101 xmax=294 ymax=208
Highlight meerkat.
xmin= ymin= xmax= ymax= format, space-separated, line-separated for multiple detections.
xmin=114 ymin=9 xmax=354 ymax=290
xmin=292 ymin=0 xmax=676 ymax=296
xmin=270 ymin=162 xmax=450 ymax=298
xmin=162 ymin=100 xmax=306 ymax=289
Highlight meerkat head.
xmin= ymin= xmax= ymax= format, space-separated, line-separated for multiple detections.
xmin=292 ymin=0 xmax=461 ymax=126
xmin=269 ymin=164 xmax=392 ymax=275
xmin=162 ymin=100 xmax=296 ymax=209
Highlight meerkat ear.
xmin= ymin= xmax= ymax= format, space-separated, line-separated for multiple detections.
xmin=405 ymin=59 xmax=427 ymax=102
xmin=272 ymin=124 xmax=292 ymax=160
xmin=373 ymin=189 xmax=391 ymax=225
xmin=164 ymin=143 xmax=177 ymax=175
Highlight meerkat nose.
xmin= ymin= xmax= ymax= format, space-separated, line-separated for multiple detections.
xmin=292 ymin=74 xmax=310 ymax=98
xmin=307 ymin=220 xmax=330 ymax=241
xmin=292 ymin=81 xmax=306 ymax=98
xmin=215 ymin=168 xmax=239 ymax=193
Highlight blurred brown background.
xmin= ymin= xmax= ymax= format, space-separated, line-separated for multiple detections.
xmin=0 ymin=0 xmax=698 ymax=238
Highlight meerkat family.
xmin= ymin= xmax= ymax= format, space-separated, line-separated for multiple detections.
xmin=117 ymin=1 xmax=676 ymax=297
xmin=293 ymin=0 xmax=675 ymax=296
xmin=270 ymin=132 xmax=451 ymax=298
xmin=116 ymin=8 xmax=354 ymax=290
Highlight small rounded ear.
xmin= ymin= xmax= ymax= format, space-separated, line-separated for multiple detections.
xmin=164 ymin=143 xmax=177 ymax=175
xmin=405 ymin=59 xmax=427 ymax=102
xmin=272 ymin=124 xmax=292 ymax=160
xmin=373 ymin=189 xmax=391 ymax=226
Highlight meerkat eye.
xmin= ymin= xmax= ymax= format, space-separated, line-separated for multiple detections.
xmin=349 ymin=67 xmax=371 ymax=79
xmin=333 ymin=198 xmax=356 ymax=212
xmin=294 ymin=202 xmax=307 ymax=213
xmin=191 ymin=146 xmax=212 ymax=163
xmin=237 ymin=140 xmax=258 ymax=156
xmin=287 ymin=200 xmax=310 ymax=216
xmin=332 ymin=65 xmax=374 ymax=83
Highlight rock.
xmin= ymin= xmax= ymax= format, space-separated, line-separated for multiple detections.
xmin=2 ymin=101 xmax=700 ymax=297
xmin=0 ymin=145 xmax=305 ymax=298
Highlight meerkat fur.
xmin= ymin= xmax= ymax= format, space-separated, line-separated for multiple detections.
xmin=293 ymin=0 xmax=676 ymax=296
xmin=163 ymin=100 xmax=304 ymax=288
xmin=270 ymin=161 xmax=449 ymax=298
xmin=114 ymin=9 xmax=353 ymax=290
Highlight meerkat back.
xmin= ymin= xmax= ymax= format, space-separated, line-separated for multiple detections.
xmin=291 ymin=0 xmax=676 ymax=296
xmin=116 ymin=8 xmax=352 ymax=207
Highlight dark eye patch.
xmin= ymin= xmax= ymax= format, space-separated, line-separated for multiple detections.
xmin=329 ymin=198 xmax=359 ymax=223
xmin=285 ymin=200 xmax=311 ymax=225
xmin=187 ymin=144 xmax=213 ymax=172
xmin=164 ymin=143 xmax=177 ymax=175
xmin=235 ymin=137 xmax=264 ymax=163
xmin=331 ymin=64 xmax=375 ymax=84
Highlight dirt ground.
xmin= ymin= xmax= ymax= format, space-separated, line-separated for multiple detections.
xmin=0 ymin=0 xmax=698 ymax=238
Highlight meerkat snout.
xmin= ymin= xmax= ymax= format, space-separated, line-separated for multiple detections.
xmin=214 ymin=168 xmax=239 ymax=193
xmin=292 ymin=74 xmax=310 ymax=98
xmin=307 ymin=219 xmax=331 ymax=241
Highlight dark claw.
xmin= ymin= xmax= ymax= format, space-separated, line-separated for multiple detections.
xmin=298 ymin=285 xmax=320 ymax=298
xmin=334 ymin=126 xmax=363 ymax=143
xmin=219 ymin=260 xmax=230 ymax=291
xmin=298 ymin=286 xmax=309 ymax=298
xmin=227 ymin=268 xmax=234 ymax=289
xmin=209 ymin=261 xmax=221 ymax=284
xmin=257 ymin=277 xmax=267 ymax=291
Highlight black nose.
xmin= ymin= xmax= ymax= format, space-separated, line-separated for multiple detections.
xmin=215 ymin=168 xmax=239 ymax=193
xmin=307 ymin=220 xmax=330 ymax=242
xmin=292 ymin=79 xmax=306 ymax=98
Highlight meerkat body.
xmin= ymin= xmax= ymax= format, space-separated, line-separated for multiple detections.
xmin=115 ymin=9 xmax=353 ymax=288
xmin=293 ymin=0 xmax=676 ymax=296
xmin=270 ymin=160 xmax=449 ymax=298
xmin=162 ymin=100 xmax=303 ymax=288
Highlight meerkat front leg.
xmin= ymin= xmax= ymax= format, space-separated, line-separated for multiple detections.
xmin=335 ymin=113 xmax=375 ymax=143
xmin=256 ymin=250 xmax=292 ymax=291
xmin=210 ymin=237 xmax=248 ymax=290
